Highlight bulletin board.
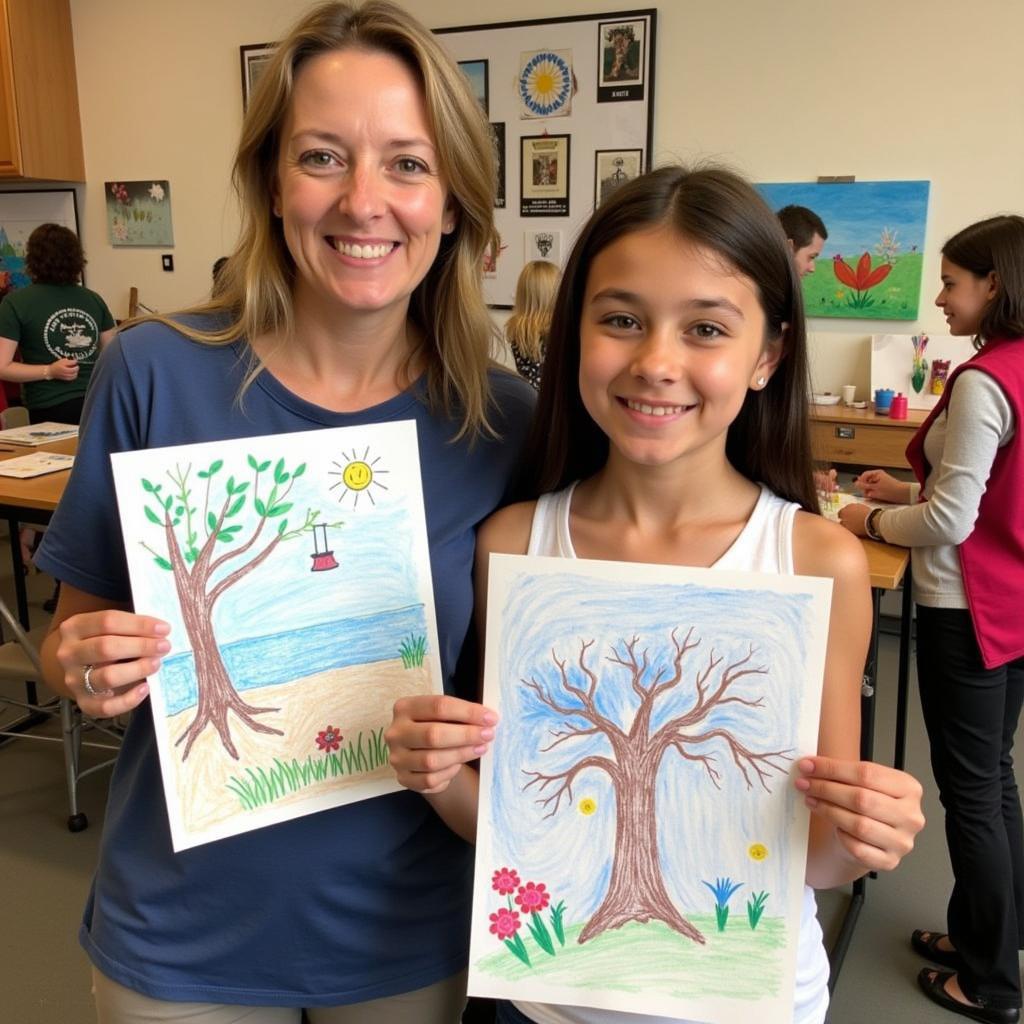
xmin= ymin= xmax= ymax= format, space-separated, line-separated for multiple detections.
xmin=436 ymin=10 xmax=657 ymax=308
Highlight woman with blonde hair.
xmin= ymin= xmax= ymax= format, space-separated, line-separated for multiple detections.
xmin=34 ymin=2 xmax=533 ymax=1021
xmin=505 ymin=258 xmax=560 ymax=388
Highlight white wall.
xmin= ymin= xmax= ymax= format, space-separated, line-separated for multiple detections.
xmin=64 ymin=0 xmax=1024 ymax=393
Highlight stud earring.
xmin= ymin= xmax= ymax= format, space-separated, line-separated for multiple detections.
xmin=756 ymin=376 xmax=766 ymax=388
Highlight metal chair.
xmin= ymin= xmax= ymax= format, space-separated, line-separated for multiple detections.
xmin=0 ymin=597 xmax=122 ymax=831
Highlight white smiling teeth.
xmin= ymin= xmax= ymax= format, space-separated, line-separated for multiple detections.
xmin=334 ymin=241 xmax=393 ymax=259
xmin=625 ymin=399 xmax=686 ymax=416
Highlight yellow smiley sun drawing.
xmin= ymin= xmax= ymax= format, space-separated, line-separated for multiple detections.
xmin=328 ymin=447 xmax=389 ymax=508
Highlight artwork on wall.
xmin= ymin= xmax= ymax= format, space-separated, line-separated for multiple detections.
xmin=525 ymin=229 xmax=562 ymax=263
xmin=491 ymin=123 xmax=507 ymax=209
xmin=0 ymin=189 xmax=79 ymax=299
xmin=594 ymin=148 xmax=642 ymax=207
xmin=756 ymin=180 xmax=931 ymax=321
xmin=240 ymin=42 xmax=276 ymax=111
xmin=483 ymin=232 xmax=508 ymax=279
xmin=870 ymin=333 xmax=976 ymax=410
xmin=518 ymin=50 xmax=574 ymax=119
xmin=469 ymin=554 xmax=830 ymax=1021
xmin=436 ymin=10 xmax=656 ymax=307
xmin=597 ymin=18 xmax=646 ymax=101
xmin=105 ymin=181 xmax=174 ymax=247
xmin=111 ymin=421 xmax=442 ymax=851
xmin=520 ymin=135 xmax=570 ymax=217
xmin=459 ymin=59 xmax=490 ymax=115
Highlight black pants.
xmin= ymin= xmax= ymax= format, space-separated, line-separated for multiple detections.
xmin=28 ymin=395 xmax=84 ymax=425
xmin=917 ymin=605 xmax=1024 ymax=1009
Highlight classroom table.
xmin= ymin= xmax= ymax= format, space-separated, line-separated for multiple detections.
xmin=0 ymin=435 xmax=77 ymax=630
xmin=827 ymin=535 xmax=913 ymax=993
xmin=810 ymin=402 xmax=928 ymax=470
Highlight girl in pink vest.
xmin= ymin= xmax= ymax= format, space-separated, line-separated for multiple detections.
xmin=842 ymin=215 xmax=1024 ymax=1024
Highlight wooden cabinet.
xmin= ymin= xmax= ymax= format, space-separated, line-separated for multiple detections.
xmin=809 ymin=404 xmax=928 ymax=470
xmin=0 ymin=0 xmax=84 ymax=181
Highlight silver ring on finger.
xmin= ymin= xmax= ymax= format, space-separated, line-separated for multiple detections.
xmin=82 ymin=663 xmax=113 ymax=698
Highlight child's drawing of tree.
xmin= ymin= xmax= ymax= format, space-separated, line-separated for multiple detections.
xmin=138 ymin=455 xmax=341 ymax=761
xmin=521 ymin=628 xmax=791 ymax=945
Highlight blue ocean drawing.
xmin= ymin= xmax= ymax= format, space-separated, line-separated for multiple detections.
xmin=160 ymin=603 xmax=428 ymax=715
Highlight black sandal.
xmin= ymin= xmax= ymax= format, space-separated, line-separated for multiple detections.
xmin=917 ymin=968 xmax=1020 ymax=1024
xmin=912 ymin=928 xmax=964 ymax=970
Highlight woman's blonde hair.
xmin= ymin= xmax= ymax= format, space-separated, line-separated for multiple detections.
xmin=505 ymin=259 xmax=560 ymax=362
xmin=140 ymin=1 xmax=500 ymax=439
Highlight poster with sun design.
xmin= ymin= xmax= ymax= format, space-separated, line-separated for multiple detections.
xmin=518 ymin=49 xmax=573 ymax=119
xmin=468 ymin=554 xmax=831 ymax=1023
xmin=111 ymin=420 xmax=441 ymax=851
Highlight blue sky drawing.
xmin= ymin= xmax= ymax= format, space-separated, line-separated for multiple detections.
xmin=757 ymin=180 xmax=930 ymax=256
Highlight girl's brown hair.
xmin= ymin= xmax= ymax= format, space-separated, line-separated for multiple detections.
xmin=517 ymin=164 xmax=817 ymax=513
xmin=138 ymin=1 xmax=500 ymax=438
xmin=942 ymin=215 xmax=1024 ymax=349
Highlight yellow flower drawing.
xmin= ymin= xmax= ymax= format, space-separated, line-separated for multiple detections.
xmin=578 ymin=797 xmax=597 ymax=816
xmin=748 ymin=842 xmax=768 ymax=861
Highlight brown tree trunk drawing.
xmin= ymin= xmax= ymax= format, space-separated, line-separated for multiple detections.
xmin=139 ymin=458 xmax=332 ymax=762
xmin=522 ymin=630 xmax=791 ymax=945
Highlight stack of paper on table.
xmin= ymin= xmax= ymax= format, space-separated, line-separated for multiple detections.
xmin=0 ymin=452 xmax=75 ymax=478
xmin=0 ymin=422 xmax=79 ymax=446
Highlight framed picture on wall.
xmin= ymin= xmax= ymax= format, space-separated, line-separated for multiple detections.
xmin=0 ymin=189 xmax=80 ymax=298
xmin=520 ymin=134 xmax=570 ymax=217
xmin=594 ymin=148 xmax=642 ymax=207
xmin=490 ymin=123 xmax=506 ymax=209
xmin=240 ymin=42 xmax=277 ymax=111
xmin=458 ymin=59 xmax=490 ymax=115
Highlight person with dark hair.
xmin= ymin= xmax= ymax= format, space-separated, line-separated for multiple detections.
xmin=389 ymin=164 xmax=925 ymax=1024
xmin=0 ymin=222 xmax=116 ymax=424
xmin=842 ymin=214 xmax=1024 ymax=1024
xmin=31 ymin=2 xmax=533 ymax=1021
xmin=777 ymin=204 xmax=828 ymax=278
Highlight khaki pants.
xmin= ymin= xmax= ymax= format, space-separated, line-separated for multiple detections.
xmin=92 ymin=967 xmax=468 ymax=1024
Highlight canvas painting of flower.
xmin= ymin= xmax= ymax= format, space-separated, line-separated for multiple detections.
xmin=757 ymin=180 xmax=930 ymax=321
xmin=104 ymin=179 xmax=174 ymax=247
xmin=469 ymin=555 xmax=831 ymax=1023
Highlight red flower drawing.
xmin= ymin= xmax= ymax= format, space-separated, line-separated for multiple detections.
xmin=316 ymin=725 xmax=342 ymax=752
xmin=515 ymin=881 xmax=551 ymax=914
xmin=832 ymin=252 xmax=893 ymax=309
xmin=492 ymin=867 xmax=521 ymax=895
xmin=489 ymin=907 xmax=522 ymax=940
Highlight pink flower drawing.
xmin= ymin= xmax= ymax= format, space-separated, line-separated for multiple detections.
xmin=316 ymin=725 xmax=342 ymax=753
xmin=492 ymin=867 xmax=521 ymax=895
xmin=489 ymin=908 xmax=522 ymax=941
xmin=515 ymin=881 xmax=551 ymax=914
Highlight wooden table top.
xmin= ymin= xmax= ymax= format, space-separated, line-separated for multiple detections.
xmin=861 ymin=537 xmax=910 ymax=591
xmin=810 ymin=403 xmax=930 ymax=429
xmin=0 ymin=436 xmax=78 ymax=512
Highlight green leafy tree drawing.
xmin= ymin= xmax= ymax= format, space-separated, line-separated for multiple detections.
xmin=139 ymin=454 xmax=341 ymax=762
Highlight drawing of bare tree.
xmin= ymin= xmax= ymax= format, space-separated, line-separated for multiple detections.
xmin=139 ymin=455 xmax=340 ymax=761
xmin=522 ymin=628 xmax=791 ymax=945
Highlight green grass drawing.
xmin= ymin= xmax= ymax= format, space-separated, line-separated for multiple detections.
xmin=804 ymin=252 xmax=923 ymax=320
xmin=398 ymin=633 xmax=427 ymax=668
xmin=476 ymin=916 xmax=786 ymax=1000
xmin=225 ymin=727 xmax=389 ymax=810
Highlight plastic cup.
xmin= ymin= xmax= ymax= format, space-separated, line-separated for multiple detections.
xmin=841 ymin=385 xmax=856 ymax=405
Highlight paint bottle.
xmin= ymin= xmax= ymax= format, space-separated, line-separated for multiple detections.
xmin=889 ymin=393 xmax=909 ymax=420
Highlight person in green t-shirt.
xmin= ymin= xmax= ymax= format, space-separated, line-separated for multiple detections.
xmin=0 ymin=223 xmax=117 ymax=424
